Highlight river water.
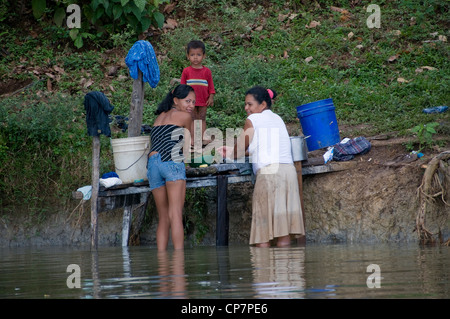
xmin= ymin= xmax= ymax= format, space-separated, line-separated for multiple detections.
xmin=0 ymin=243 xmax=448 ymax=299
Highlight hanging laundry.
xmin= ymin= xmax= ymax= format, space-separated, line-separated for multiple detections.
xmin=84 ymin=91 xmax=114 ymax=137
xmin=125 ymin=40 xmax=160 ymax=88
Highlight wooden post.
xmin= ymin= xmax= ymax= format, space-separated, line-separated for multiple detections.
xmin=122 ymin=205 xmax=132 ymax=246
xmin=294 ymin=161 xmax=305 ymax=221
xmin=125 ymin=68 xmax=144 ymax=244
xmin=216 ymin=175 xmax=229 ymax=246
xmin=128 ymin=70 xmax=144 ymax=137
xmin=91 ymin=135 xmax=100 ymax=249
xmin=294 ymin=161 xmax=306 ymax=244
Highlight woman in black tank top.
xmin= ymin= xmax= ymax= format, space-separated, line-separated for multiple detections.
xmin=147 ymin=85 xmax=194 ymax=251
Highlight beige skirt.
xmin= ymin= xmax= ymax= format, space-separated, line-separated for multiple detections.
xmin=249 ymin=163 xmax=305 ymax=245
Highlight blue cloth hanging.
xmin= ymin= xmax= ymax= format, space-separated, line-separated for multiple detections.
xmin=84 ymin=91 xmax=114 ymax=137
xmin=125 ymin=40 xmax=160 ymax=88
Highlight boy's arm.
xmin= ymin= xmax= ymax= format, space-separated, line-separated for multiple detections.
xmin=206 ymin=68 xmax=215 ymax=106
xmin=206 ymin=93 xmax=214 ymax=107
xmin=180 ymin=68 xmax=187 ymax=84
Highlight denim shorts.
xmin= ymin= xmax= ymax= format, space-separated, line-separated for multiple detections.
xmin=147 ymin=153 xmax=186 ymax=191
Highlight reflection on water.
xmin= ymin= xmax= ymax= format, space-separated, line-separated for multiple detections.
xmin=157 ymin=250 xmax=186 ymax=299
xmin=0 ymin=243 xmax=448 ymax=299
xmin=251 ymin=247 xmax=305 ymax=299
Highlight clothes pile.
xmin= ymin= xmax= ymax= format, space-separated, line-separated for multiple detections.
xmin=333 ymin=136 xmax=371 ymax=161
xmin=323 ymin=137 xmax=372 ymax=163
xmin=99 ymin=172 xmax=122 ymax=188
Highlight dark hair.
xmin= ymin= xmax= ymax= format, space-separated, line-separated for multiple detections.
xmin=245 ymin=86 xmax=272 ymax=109
xmin=186 ymin=40 xmax=206 ymax=54
xmin=155 ymin=84 xmax=195 ymax=115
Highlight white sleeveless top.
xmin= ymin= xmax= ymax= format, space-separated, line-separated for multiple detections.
xmin=247 ymin=110 xmax=293 ymax=174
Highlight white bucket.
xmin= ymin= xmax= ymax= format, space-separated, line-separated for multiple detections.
xmin=111 ymin=136 xmax=150 ymax=184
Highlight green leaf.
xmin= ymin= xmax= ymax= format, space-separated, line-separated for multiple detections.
xmin=130 ymin=3 xmax=142 ymax=20
xmin=74 ymin=36 xmax=84 ymax=49
xmin=95 ymin=6 xmax=105 ymax=20
xmin=153 ymin=11 xmax=164 ymax=28
xmin=31 ymin=0 xmax=46 ymax=19
xmin=92 ymin=0 xmax=100 ymax=11
xmin=53 ymin=7 xmax=66 ymax=27
xmin=134 ymin=0 xmax=146 ymax=12
xmin=121 ymin=0 xmax=130 ymax=5
xmin=69 ymin=28 xmax=79 ymax=40
xmin=123 ymin=4 xmax=132 ymax=14
xmin=99 ymin=0 xmax=109 ymax=11
xmin=83 ymin=33 xmax=96 ymax=40
xmin=426 ymin=127 xmax=437 ymax=134
xmin=126 ymin=14 xmax=139 ymax=29
xmin=140 ymin=16 xmax=152 ymax=31
xmin=113 ymin=5 xmax=123 ymax=20
xmin=411 ymin=125 xmax=421 ymax=133
xmin=147 ymin=4 xmax=156 ymax=14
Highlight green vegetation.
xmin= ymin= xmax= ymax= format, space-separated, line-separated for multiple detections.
xmin=29 ymin=0 xmax=167 ymax=48
xmin=0 ymin=0 xmax=448 ymax=221
xmin=184 ymin=188 xmax=209 ymax=245
xmin=408 ymin=122 xmax=440 ymax=152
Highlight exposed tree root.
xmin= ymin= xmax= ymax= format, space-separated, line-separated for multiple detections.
xmin=416 ymin=151 xmax=450 ymax=245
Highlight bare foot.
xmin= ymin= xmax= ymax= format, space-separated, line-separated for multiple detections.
xmin=276 ymin=235 xmax=291 ymax=247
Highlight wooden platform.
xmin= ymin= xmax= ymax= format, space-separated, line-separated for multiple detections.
xmin=73 ymin=159 xmax=356 ymax=247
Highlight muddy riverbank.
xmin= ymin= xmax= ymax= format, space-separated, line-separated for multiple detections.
xmin=1 ymin=136 xmax=449 ymax=247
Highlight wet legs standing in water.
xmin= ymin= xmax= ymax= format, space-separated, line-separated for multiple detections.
xmin=152 ymin=180 xmax=186 ymax=251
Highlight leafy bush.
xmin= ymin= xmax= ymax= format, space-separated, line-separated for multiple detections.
xmin=30 ymin=0 xmax=168 ymax=48
xmin=410 ymin=122 xmax=440 ymax=152
xmin=0 ymin=91 xmax=92 ymax=206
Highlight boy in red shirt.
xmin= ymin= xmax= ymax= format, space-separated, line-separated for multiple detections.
xmin=180 ymin=40 xmax=215 ymax=149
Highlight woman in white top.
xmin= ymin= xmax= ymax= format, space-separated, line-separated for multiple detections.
xmin=219 ymin=86 xmax=305 ymax=247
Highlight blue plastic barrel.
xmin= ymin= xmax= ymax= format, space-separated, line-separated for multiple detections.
xmin=296 ymin=98 xmax=334 ymax=113
xmin=296 ymin=99 xmax=340 ymax=151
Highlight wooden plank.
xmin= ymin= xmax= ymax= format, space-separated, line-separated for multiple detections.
xmin=77 ymin=161 xmax=352 ymax=201
xmin=216 ymin=175 xmax=229 ymax=246
xmin=227 ymin=174 xmax=253 ymax=184
xmin=212 ymin=162 xmax=252 ymax=173
xmin=294 ymin=162 xmax=305 ymax=224
xmin=186 ymin=174 xmax=252 ymax=188
xmin=99 ymin=186 xmax=150 ymax=197
xmin=294 ymin=161 xmax=306 ymax=244
xmin=91 ymin=136 xmax=100 ymax=249
xmin=128 ymin=70 xmax=144 ymax=137
xmin=98 ymin=193 xmax=142 ymax=212
xmin=302 ymin=157 xmax=325 ymax=166
xmin=302 ymin=161 xmax=357 ymax=175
